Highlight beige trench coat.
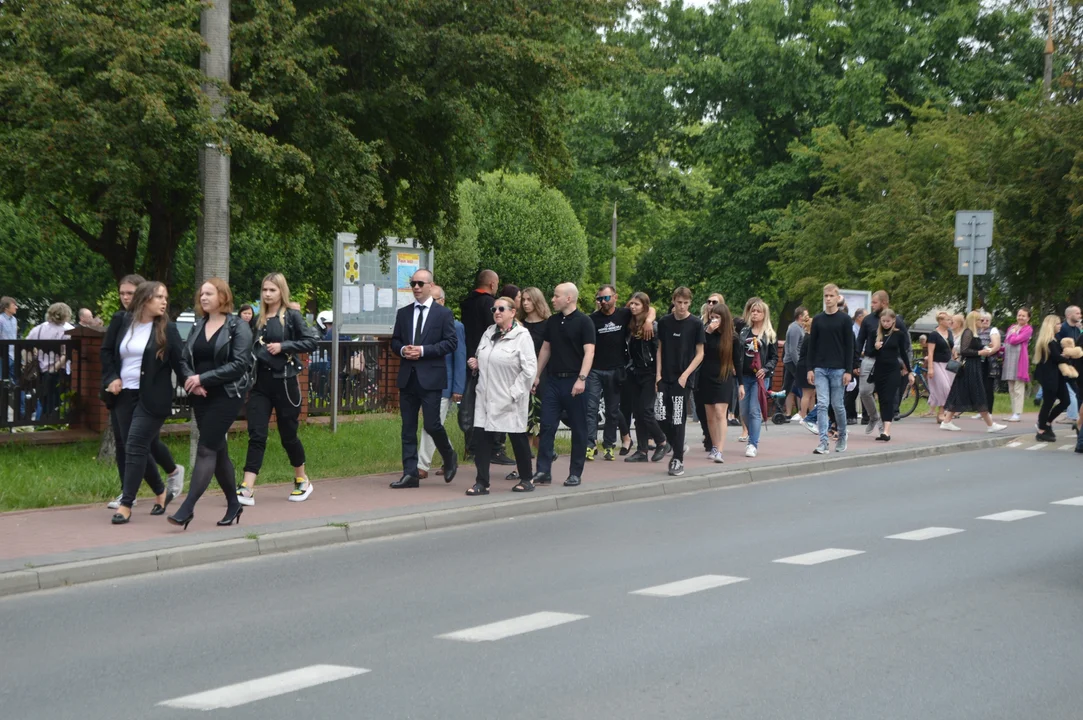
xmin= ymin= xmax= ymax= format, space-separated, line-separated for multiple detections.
xmin=473 ymin=322 xmax=537 ymax=433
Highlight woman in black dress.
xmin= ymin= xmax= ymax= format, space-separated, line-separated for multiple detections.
xmin=943 ymin=311 xmax=1007 ymax=433
xmin=519 ymin=287 xmax=551 ymax=460
xmin=1033 ymin=314 xmax=1071 ymax=442
xmin=169 ymin=279 xmax=253 ymax=529
xmin=867 ymin=309 xmax=912 ymax=442
xmin=702 ymin=302 xmax=744 ymax=463
xmin=624 ymin=292 xmax=669 ymax=463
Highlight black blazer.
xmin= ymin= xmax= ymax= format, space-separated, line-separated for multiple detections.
xmin=100 ymin=310 xmax=128 ymax=386
xmin=102 ymin=315 xmax=185 ymax=419
xmin=391 ymin=301 xmax=457 ymax=391
xmin=181 ymin=315 xmax=253 ymax=398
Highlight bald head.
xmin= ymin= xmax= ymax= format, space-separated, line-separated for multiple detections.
xmin=431 ymin=284 xmax=446 ymax=306
xmin=410 ymin=269 xmax=434 ymax=302
xmin=1066 ymin=305 xmax=1081 ymax=326
xmin=475 ymin=269 xmax=498 ymax=293
xmin=552 ymin=283 xmax=580 ymax=315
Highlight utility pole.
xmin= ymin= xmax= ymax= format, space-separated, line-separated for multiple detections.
xmin=610 ymin=202 xmax=617 ymax=288
xmin=193 ymin=0 xmax=231 ymax=465
xmin=1044 ymin=0 xmax=1054 ymax=100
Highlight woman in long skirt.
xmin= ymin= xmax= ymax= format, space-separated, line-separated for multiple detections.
xmin=941 ymin=311 xmax=1006 ymax=433
xmin=925 ymin=311 xmax=955 ymax=422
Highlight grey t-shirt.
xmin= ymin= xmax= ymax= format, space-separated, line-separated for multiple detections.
xmin=783 ymin=320 xmax=803 ymax=364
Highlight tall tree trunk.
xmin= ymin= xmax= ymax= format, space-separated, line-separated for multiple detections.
xmin=192 ymin=0 xmax=232 ymax=467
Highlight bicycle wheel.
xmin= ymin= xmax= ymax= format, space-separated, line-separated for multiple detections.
xmin=897 ymin=375 xmax=921 ymax=419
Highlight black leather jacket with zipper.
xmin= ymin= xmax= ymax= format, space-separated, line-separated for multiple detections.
xmin=250 ymin=308 xmax=319 ymax=380
xmin=181 ymin=315 xmax=254 ymax=398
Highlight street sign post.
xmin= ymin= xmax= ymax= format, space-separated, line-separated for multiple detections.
xmin=955 ymin=211 xmax=993 ymax=311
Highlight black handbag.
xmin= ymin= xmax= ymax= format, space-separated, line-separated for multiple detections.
xmin=945 ymin=358 xmax=964 ymax=373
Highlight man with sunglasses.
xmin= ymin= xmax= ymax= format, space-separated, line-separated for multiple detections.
xmin=586 ymin=285 xmax=654 ymax=461
xmin=390 ymin=269 xmax=459 ymax=488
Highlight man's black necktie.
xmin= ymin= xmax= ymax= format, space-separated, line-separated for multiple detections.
xmin=414 ymin=304 xmax=425 ymax=345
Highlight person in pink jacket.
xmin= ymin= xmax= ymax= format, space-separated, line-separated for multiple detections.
xmin=1001 ymin=308 xmax=1033 ymax=422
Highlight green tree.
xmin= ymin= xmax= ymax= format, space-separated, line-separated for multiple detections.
xmin=453 ymin=172 xmax=589 ymax=304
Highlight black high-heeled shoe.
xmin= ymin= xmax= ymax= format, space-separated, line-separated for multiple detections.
xmin=150 ymin=491 xmax=175 ymax=516
xmin=217 ymin=506 xmax=243 ymax=526
xmin=166 ymin=512 xmax=192 ymax=530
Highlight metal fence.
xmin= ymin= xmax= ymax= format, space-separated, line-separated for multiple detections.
xmin=307 ymin=340 xmax=382 ymax=416
xmin=0 ymin=339 xmax=81 ymax=430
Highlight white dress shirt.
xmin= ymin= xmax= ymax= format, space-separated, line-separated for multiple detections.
xmin=405 ymin=297 xmax=434 ymax=358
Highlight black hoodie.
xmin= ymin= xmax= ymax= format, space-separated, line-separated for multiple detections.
xmin=460 ymin=289 xmax=495 ymax=359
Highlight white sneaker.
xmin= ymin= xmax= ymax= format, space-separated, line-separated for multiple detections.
xmin=237 ymin=485 xmax=256 ymax=507
xmin=167 ymin=465 xmax=185 ymax=497
xmin=745 ymin=445 xmax=757 ymax=458
xmin=713 ymin=451 xmax=725 ymax=464
xmin=969 ymin=414 xmax=982 ymax=420
xmin=940 ymin=421 xmax=962 ymax=432
xmin=107 ymin=493 xmax=123 ymax=510
xmin=804 ymin=420 xmax=818 ymax=434
xmin=738 ymin=435 xmax=749 ymax=443
xmin=288 ymin=478 xmax=313 ymax=502
xmin=1006 ymin=414 xmax=1021 ymax=423
xmin=988 ymin=422 xmax=1007 ymax=433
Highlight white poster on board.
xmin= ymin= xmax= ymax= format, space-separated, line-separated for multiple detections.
xmin=362 ymin=284 xmax=376 ymax=312
xmin=377 ymin=288 xmax=394 ymax=308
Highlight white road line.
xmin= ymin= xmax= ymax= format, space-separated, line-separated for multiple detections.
xmin=773 ymin=548 xmax=865 ymax=566
xmin=1052 ymin=496 xmax=1083 ymax=506
xmin=631 ymin=575 xmax=748 ymax=597
xmin=1058 ymin=444 xmax=1076 ymax=451
xmin=438 ymin=612 xmax=588 ymax=642
xmin=977 ymin=510 xmax=1046 ymax=522
xmin=1026 ymin=443 xmax=1048 ymax=451
xmin=158 ymin=665 xmax=370 ymax=710
xmin=886 ymin=527 xmax=965 ymax=541
xmin=1006 ymin=441 xmax=1023 ymax=448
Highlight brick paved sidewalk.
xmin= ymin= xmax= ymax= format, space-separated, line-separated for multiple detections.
xmin=0 ymin=411 xmax=1045 ymax=572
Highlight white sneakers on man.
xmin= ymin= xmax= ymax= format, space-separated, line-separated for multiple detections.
xmin=745 ymin=445 xmax=757 ymax=458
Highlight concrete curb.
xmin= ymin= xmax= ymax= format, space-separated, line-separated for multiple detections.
xmin=0 ymin=435 xmax=1018 ymax=598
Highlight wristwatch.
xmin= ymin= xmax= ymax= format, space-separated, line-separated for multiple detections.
xmin=577 ymin=374 xmax=587 ymax=381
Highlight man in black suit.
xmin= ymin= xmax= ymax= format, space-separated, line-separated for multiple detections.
xmin=390 ymin=269 xmax=459 ymax=488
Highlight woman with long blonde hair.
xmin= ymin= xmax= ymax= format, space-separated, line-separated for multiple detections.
xmin=238 ymin=273 xmax=319 ymax=505
xmin=737 ymin=297 xmax=777 ymax=457
xmin=925 ymin=311 xmax=956 ymax=423
xmin=1034 ymin=314 xmax=1071 ymax=441
xmin=941 ymin=311 xmax=1006 ymax=433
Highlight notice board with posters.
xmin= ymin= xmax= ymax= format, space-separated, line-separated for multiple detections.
xmin=333 ymin=233 xmax=434 ymax=336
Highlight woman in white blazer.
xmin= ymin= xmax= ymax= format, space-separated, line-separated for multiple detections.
xmin=466 ymin=297 xmax=538 ymax=495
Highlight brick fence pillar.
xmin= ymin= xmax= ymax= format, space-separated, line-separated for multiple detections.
xmin=67 ymin=326 xmax=109 ymax=433
xmin=378 ymin=338 xmax=400 ymax=410
xmin=297 ymin=353 xmax=310 ymax=422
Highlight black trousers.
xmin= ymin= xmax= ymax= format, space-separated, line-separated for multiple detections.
xmin=693 ymin=385 xmax=711 ymax=448
xmin=538 ymin=375 xmax=588 ymax=478
xmin=627 ymin=372 xmax=666 ymax=451
xmin=1039 ymin=379 xmax=1070 ymax=430
xmin=174 ymin=391 xmax=243 ymax=519
xmin=400 ymin=370 xmax=454 ymax=475
xmin=474 ymin=429 xmax=532 ymax=486
xmin=586 ymin=368 xmax=623 ymax=449
xmin=845 ymin=383 xmax=859 ymax=422
xmin=659 ymin=382 xmax=691 ymax=462
xmin=116 ymin=391 xmax=167 ymax=509
xmin=461 ymin=373 xmax=507 ymax=457
xmin=245 ymin=371 xmax=305 ymax=474
xmin=111 ymin=406 xmax=176 ymax=488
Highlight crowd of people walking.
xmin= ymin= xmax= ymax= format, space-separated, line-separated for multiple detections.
xmin=6 ymin=267 xmax=1079 ymax=529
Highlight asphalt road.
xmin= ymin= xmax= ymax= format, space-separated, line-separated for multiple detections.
xmin=2 ymin=445 xmax=1083 ymax=719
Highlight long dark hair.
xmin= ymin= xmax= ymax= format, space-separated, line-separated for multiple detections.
xmin=628 ymin=292 xmax=652 ymax=336
xmin=128 ymin=281 xmax=169 ymax=360
xmin=709 ymin=302 xmax=736 ymax=380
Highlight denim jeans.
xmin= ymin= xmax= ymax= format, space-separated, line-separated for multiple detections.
xmin=585 ymin=368 xmax=623 ymax=450
xmin=814 ymin=368 xmax=848 ymax=445
xmin=739 ymin=376 xmax=763 ymax=448
xmin=1068 ymin=383 xmax=1079 ymax=421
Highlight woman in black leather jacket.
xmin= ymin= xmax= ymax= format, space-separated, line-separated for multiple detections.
xmin=238 ymin=273 xmax=319 ymax=505
xmin=623 ymin=292 xmax=668 ymax=463
xmin=168 ymin=278 xmax=252 ymax=529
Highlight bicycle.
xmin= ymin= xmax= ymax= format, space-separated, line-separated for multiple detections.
xmin=897 ymin=360 xmax=929 ymax=420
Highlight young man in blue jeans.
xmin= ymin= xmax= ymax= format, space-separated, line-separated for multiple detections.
xmin=806 ymin=284 xmax=854 ymax=454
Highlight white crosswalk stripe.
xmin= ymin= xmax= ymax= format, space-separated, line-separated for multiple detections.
xmin=886 ymin=527 xmax=965 ymax=541
xmin=977 ymin=510 xmax=1046 ymax=522
xmin=773 ymin=548 xmax=865 ymax=565
xmin=1006 ymin=441 xmax=1023 ymax=448
xmin=1052 ymin=496 xmax=1083 ymax=506
xmin=158 ymin=665 xmax=370 ymax=710
xmin=1058 ymin=444 xmax=1075 ymax=451
xmin=438 ymin=612 xmax=588 ymax=642
xmin=631 ymin=575 xmax=748 ymax=597
xmin=1026 ymin=443 xmax=1048 ymax=450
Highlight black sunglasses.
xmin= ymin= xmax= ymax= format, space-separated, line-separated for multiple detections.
xmin=707 ymin=299 xmax=719 ymax=305
xmin=409 ymin=281 xmax=428 ymax=288
xmin=596 ymin=295 xmax=612 ymax=303
xmin=491 ymin=305 xmax=513 ymax=313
